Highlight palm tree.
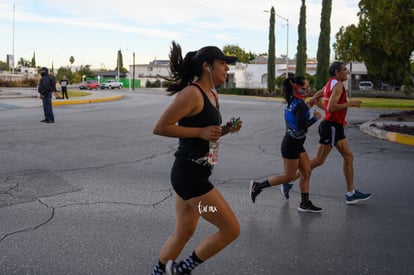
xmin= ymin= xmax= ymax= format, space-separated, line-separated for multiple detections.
xmin=69 ymin=56 xmax=75 ymax=68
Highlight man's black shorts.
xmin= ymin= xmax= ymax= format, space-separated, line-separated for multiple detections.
xmin=318 ymin=120 xmax=346 ymax=145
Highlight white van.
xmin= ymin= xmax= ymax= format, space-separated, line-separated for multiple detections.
xmin=359 ymin=81 xmax=373 ymax=90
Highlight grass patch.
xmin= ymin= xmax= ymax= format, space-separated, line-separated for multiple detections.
xmin=353 ymin=97 xmax=414 ymax=109
xmin=67 ymin=91 xmax=91 ymax=97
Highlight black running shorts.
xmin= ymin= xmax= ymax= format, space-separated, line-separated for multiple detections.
xmin=318 ymin=120 xmax=346 ymax=146
xmin=281 ymin=134 xmax=306 ymax=159
xmin=170 ymin=157 xmax=214 ymax=200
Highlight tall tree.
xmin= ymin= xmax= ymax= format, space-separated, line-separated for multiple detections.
xmin=315 ymin=0 xmax=332 ymax=90
xmin=0 ymin=61 xmax=9 ymax=71
xmin=116 ymin=50 xmax=124 ymax=71
xmin=17 ymin=57 xmax=31 ymax=67
xmin=333 ymin=25 xmax=361 ymax=63
xmin=31 ymin=51 xmax=36 ymax=68
xmin=295 ymin=0 xmax=307 ymax=77
xmin=334 ymin=0 xmax=414 ymax=86
xmin=267 ymin=6 xmax=276 ymax=93
xmin=223 ymin=45 xmax=254 ymax=63
xmin=57 ymin=67 xmax=73 ymax=83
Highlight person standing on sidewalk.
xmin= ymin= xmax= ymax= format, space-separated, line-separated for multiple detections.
xmin=306 ymin=61 xmax=371 ymax=204
xmin=38 ymin=67 xmax=55 ymax=123
xmin=60 ymin=75 xmax=69 ymax=99
xmin=151 ymin=41 xmax=241 ymax=275
xmin=249 ymin=76 xmax=322 ymax=213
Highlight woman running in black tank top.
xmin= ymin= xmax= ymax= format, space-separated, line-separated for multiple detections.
xmin=171 ymin=83 xmax=221 ymax=200
xmin=152 ymin=41 xmax=242 ymax=275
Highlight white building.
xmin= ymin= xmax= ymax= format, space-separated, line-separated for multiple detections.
xmin=230 ymin=60 xmax=318 ymax=89
xmin=128 ymin=58 xmax=364 ymax=89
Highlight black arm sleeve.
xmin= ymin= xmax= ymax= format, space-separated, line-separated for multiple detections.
xmin=295 ymin=102 xmax=317 ymax=133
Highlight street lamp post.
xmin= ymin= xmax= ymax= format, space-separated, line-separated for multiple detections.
xmin=122 ymin=48 xmax=133 ymax=91
xmin=264 ymin=9 xmax=289 ymax=78
xmin=117 ymin=50 xmax=120 ymax=81
xmin=275 ymin=13 xmax=289 ymax=78
xmin=12 ymin=4 xmax=15 ymax=74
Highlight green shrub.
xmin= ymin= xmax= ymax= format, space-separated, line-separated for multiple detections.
xmin=0 ymin=78 xmax=38 ymax=87
xmin=219 ymin=87 xmax=282 ymax=97
xmin=348 ymin=89 xmax=414 ymax=99
xmin=145 ymin=79 xmax=161 ymax=88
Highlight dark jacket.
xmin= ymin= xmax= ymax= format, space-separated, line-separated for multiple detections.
xmin=38 ymin=68 xmax=55 ymax=95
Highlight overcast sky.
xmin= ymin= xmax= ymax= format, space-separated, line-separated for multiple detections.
xmin=0 ymin=0 xmax=360 ymax=70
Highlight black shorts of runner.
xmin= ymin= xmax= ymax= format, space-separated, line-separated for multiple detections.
xmin=281 ymin=134 xmax=306 ymax=159
xmin=171 ymin=157 xmax=214 ymax=200
xmin=318 ymin=120 xmax=346 ymax=146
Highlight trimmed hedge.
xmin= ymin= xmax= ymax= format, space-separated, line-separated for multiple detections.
xmin=0 ymin=78 xmax=38 ymax=87
xmin=218 ymin=87 xmax=283 ymax=97
xmin=219 ymin=87 xmax=414 ymax=99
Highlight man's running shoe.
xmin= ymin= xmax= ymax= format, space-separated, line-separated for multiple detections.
xmin=166 ymin=260 xmax=189 ymax=275
xmin=298 ymin=200 xmax=322 ymax=213
xmin=346 ymin=190 xmax=371 ymax=204
xmin=280 ymin=183 xmax=293 ymax=199
xmin=250 ymin=181 xmax=262 ymax=203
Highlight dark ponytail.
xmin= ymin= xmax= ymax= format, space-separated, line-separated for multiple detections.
xmin=162 ymin=41 xmax=199 ymax=95
xmin=282 ymin=75 xmax=295 ymax=106
xmin=282 ymin=75 xmax=306 ymax=106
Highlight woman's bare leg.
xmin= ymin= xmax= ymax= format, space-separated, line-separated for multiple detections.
xmin=159 ymin=195 xmax=200 ymax=264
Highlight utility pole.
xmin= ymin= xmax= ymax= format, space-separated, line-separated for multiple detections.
xmin=12 ymin=4 xmax=15 ymax=74
xmin=132 ymin=52 xmax=135 ymax=91
xmin=117 ymin=49 xmax=120 ymax=81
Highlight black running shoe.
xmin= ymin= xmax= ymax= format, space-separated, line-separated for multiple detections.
xmin=280 ymin=183 xmax=293 ymax=199
xmin=250 ymin=181 xmax=262 ymax=203
xmin=166 ymin=260 xmax=189 ymax=275
xmin=298 ymin=200 xmax=322 ymax=213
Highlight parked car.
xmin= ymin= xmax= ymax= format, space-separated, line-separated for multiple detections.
xmin=79 ymin=80 xmax=99 ymax=90
xmin=100 ymin=80 xmax=123 ymax=89
xmin=359 ymin=81 xmax=373 ymax=90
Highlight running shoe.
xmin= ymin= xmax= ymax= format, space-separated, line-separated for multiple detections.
xmin=250 ymin=181 xmax=262 ymax=203
xmin=298 ymin=200 xmax=322 ymax=213
xmin=166 ymin=260 xmax=189 ymax=275
xmin=346 ymin=190 xmax=371 ymax=204
xmin=280 ymin=183 xmax=293 ymax=199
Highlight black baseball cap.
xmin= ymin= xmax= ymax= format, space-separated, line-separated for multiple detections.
xmin=193 ymin=46 xmax=237 ymax=64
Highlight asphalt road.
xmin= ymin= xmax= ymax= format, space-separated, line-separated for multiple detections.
xmin=1 ymin=89 xmax=413 ymax=275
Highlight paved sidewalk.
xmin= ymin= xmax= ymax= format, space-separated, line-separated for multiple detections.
xmin=360 ymin=116 xmax=414 ymax=146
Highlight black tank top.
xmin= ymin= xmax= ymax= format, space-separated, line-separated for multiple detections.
xmin=174 ymin=83 xmax=222 ymax=159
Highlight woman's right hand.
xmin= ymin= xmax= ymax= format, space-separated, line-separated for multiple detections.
xmin=200 ymin=125 xmax=222 ymax=142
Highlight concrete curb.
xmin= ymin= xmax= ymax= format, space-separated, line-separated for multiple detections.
xmin=360 ymin=121 xmax=414 ymax=146
xmin=52 ymin=95 xmax=124 ymax=106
